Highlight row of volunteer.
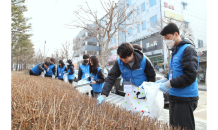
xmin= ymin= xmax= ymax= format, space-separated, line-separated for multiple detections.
xmin=29 ymin=23 xmax=199 ymax=130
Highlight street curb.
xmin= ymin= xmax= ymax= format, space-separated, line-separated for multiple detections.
xmin=198 ymin=87 xmax=207 ymax=91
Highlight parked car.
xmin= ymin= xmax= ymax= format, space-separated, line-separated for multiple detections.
xmin=107 ymin=68 xmax=169 ymax=105
xmin=74 ymin=70 xmax=78 ymax=82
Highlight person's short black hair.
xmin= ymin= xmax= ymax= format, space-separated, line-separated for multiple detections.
xmin=44 ymin=62 xmax=50 ymax=66
xmin=83 ymin=54 xmax=90 ymax=59
xmin=132 ymin=44 xmax=142 ymax=51
xmin=50 ymin=58 xmax=55 ymax=63
xmin=160 ymin=22 xmax=180 ymax=36
xmin=117 ymin=42 xmax=134 ymax=58
xmin=67 ymin=60 xmax=72 ymax=65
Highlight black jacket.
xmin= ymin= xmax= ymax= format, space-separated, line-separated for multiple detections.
xmin=67 ymin=65 xmax=75 ymax=75
xmin=101 ymin=50 xmax=156 ymax=96
xmin=37 ymin=63 xmax=46 ymax=72
xmin=88 ymin=68 xmax=105 ymax=83
xmin=56 ymin=65 xmax=68 ymax=78
xmin=78 ymin=62 xmax=89 ymax=80
xmin=168 ymin=39 xmax=199 ymax=102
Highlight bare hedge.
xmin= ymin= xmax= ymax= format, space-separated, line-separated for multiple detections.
xmin=11 ymin=75 xmax=181 ymax=130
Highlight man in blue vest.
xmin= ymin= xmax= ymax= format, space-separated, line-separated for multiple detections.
xmin=78 ymin=54 xmax=91 ymax=81
xmin=156 ymin=23 xmax=199 ymax=130
xmin=97 ymin=42 xmax=156 ymax=103
xmin=29 ymin=62 xmax=50 ymax=76
xmin=45 ymin=58 xmax=56 ymax=78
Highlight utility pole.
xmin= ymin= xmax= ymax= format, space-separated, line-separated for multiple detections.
xmin=44 ymin=40 xmax=46 ymax=62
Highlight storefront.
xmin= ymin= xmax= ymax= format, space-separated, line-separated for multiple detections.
xmin=147 ymin=54 xmax=164 ymax=69
xmin=106 ymin=47 xmax=118 ymax=68
xmin=196 ymin=47 xmax=207 ymax=84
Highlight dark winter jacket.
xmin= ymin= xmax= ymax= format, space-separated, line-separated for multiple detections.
xmin=78 ymin=62 xmax=90 ymax=80
xmin=88 ymin=67 xmax=105 ymax=83
xmin=168 ymin=39 xmax=199 ymax=102
xmin=101 ymin=50 xmax=156 ymax=96
xmin=67 ymin=65 xmax=75 ymax=75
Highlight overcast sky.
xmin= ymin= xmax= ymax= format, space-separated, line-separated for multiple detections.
xmin=24 ymin=0 xmax=117 ymax=57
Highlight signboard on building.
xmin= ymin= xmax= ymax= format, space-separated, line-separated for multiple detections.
xmin=107 ymin=55 xmax=117 ymax=62
xmin=165 ymin=10 xmax=184 ymax=21
xmin=164 ymin=2 xmax=174 ymax=10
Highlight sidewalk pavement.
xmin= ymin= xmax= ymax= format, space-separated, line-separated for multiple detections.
xmin=106 ymin=93 xmax=207 ymax=130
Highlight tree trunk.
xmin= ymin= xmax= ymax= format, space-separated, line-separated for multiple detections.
xmin=16 ymin=55 xmax=18 ymax=71
xmin=11 ymin=46 xmax=13 ymax=71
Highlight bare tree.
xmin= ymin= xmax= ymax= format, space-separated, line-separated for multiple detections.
xmin=67 ymin=0 xmax=141 ymax=70
xmin=60 ymin=41 xmax=72 ymax=60
xmin=147 ymin=17 xmax=194 ymax=74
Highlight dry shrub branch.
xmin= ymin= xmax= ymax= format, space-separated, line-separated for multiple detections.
xmin=12 ymin=75 xmax=181 ymax=130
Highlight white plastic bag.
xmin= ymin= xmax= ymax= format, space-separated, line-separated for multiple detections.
xmin=142 ymin=82 xmax=164 ymax=119
xmin=63 ymin=74 xmax=68 ymax=83
xmin=41 ymin=72 xmax=45 ymax=77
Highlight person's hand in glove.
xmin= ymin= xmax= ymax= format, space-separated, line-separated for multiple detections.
xmin=159 ymin=80 xmax=172 ymax=93
xmin=97 ymin=95 xmax=106 ymax=105
xmin=44 ymin=70 xmax=46 ymax=75
xmin=155 ymin=78 xmax=168 ymax=83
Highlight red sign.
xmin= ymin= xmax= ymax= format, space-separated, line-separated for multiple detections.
xmin=164 ymin=2 xmax=174 ymax=10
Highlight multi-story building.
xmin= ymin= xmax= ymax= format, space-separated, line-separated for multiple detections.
xmin=73 ymin=23 xmax=100 ymax=69
xmin=123 ymin=0 xmax=207 ymax=69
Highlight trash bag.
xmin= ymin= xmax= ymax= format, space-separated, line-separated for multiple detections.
xmin=41 ymin=72 xmax=45 ymax=77
xmin=142 ymin=82 xmax=164 ymax=119
xmin=63 ymin=74 xmax=68 ymax=83
xmin=121 ymin=82 xmax=164 ymax=119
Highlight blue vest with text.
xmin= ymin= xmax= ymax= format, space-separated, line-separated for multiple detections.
xmin=31 ymin=63 xmax=43 ymax=75
xmin=91 ymin=67 xmax=104 ymax=92
xmin=80 ymin=64 xmax=91 ymax=80
xmin=46 ymin=64 xmax=55 ymax=76
xmin=117 ymin=57 xmax=147 ymax=87
xmin=68 ymin=66 xmax=75 ymax=80
xmin=168 ymin=44 xmax=199 ymax=97
xmin=57 ymin=66 xmax=66 ymax=79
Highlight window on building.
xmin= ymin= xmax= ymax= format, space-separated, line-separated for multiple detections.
xmin=137 ymin=6 xmax=139 ymax=15
xmin=142 ymin=21 xmax=146 ymax=30
xmin=137 ymin=24 xmax=140 ymax=33
xmin=127 ymin=0 xmax=132 ymax=6
xmin=182 ymin=2 xmax=188 ymax=10
xmin=128 ymin=28 xmax=132 ymax=36
xmin=141 ymin=2 xmax=145 ymax=12
xmin=149 ymin=0 xmax=156 ymax=7
xmin=198 ymin=40 xmax=203 ymax=48
xmin=184 ymin=21 xmax=189 ymax=28
xmin=150 ymin=15 xmax=157 ymax=27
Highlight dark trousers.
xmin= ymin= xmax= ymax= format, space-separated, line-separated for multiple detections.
xmin=169 ymin=100 xmax=198 ymax=130
xmin=69 ymin=79 xmax=73 ymax=84
xmin=45 ymin=75 xmax=52 ymax=78
xmin=29 ymin=70 xmax=38 ymax=76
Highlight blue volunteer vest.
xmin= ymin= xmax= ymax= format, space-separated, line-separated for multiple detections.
xmin=80 ymin=64 xmax=91 ymax=80
xmin=45 ymin=64 xmax=55 ymax=76
xmin=68 ymin=66 xmax=75 ymax=80
xmin=57 ymin=66 xmax=66 ymax=79
xmin=31 ymin=63 xmax=43 ymax=75
xmin=91 ymin=67 xmax=105 ymax=93
xmin=117 ymin=57 xmax=147 ymax=87
xmin=168 ymin=44 xmax=199 ymax=97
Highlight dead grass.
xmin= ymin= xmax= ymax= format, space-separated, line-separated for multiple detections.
xmin=11 ymin=75 xmax=182 ymax=130
xmin=11 ymin=70 xmax=29 ymax=75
